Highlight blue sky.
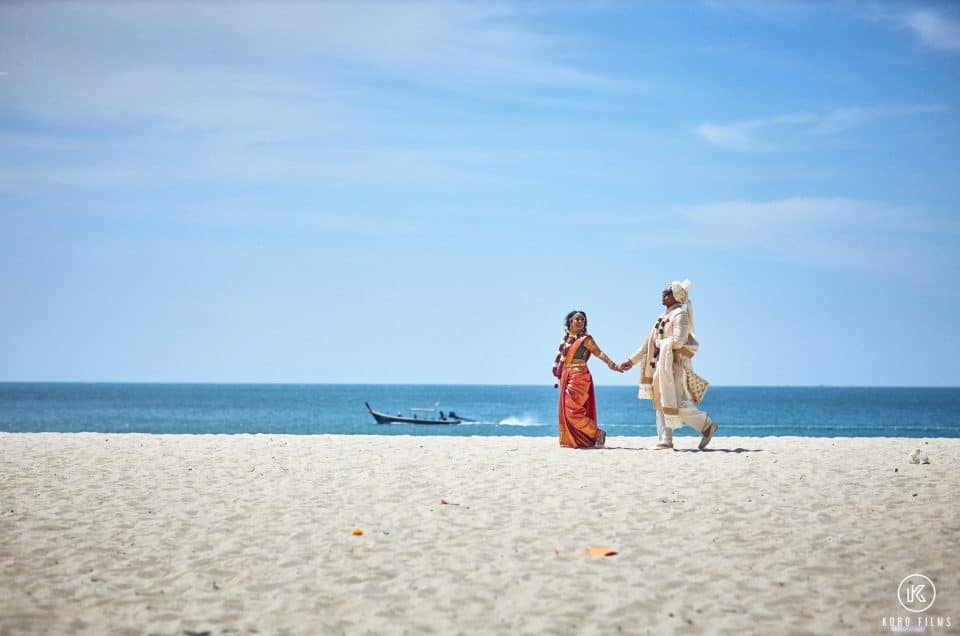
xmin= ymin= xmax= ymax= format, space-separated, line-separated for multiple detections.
xmin=1 ymin=1 xmax=958 ymax=386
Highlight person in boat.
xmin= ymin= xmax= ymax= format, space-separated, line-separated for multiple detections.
xmin=552 ymin=310 xmax=621 ymax=448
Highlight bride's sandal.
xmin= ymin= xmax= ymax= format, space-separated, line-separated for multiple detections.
xmin=595 ymin=430 xmax=606 ymax=448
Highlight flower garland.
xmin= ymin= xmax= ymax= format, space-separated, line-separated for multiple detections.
xmin=552 ymin=328 xmax=587 ymax=379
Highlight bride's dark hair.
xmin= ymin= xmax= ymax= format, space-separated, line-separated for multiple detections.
xmin=564 ymin=310 xmax=588 ymax=332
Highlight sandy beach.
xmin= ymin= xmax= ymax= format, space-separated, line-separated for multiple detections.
xmin=1 ymin=433 xmax=958 ymax=635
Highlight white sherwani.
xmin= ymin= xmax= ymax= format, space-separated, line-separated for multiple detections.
xmin=629 ymin=304 xmax=712 ymax=444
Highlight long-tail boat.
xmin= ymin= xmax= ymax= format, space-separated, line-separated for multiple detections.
xmin=365 ymin=402 xmax=473 ymax=425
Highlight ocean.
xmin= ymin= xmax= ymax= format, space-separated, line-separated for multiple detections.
xmin=0 ymin=383 xmax=957 ymax=438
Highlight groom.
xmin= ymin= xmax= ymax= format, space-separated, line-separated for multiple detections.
xmin=620 ymin=279 xmax=717 ymax=450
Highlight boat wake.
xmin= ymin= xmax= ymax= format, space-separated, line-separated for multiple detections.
xmin=498 ymin=416 xmax=543 ymax=427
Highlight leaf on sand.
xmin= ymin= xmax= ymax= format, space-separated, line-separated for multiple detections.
xmin=575 ymin=546 xmax=617 ymax=557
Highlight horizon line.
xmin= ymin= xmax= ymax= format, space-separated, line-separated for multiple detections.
xmin=1 ymin=381 xmax=958 ymax=389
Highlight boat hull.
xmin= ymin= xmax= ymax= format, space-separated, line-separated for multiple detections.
xmin=365 ymin=402 xmax=460 ymax=425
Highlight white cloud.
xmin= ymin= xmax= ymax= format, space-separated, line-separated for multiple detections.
xmin=0 ymin=2 xmax=632 ymax=188
xmin=857 ymin=5 xmax=960 ymax=55
xmin=671 ymin=197 xmax=957 ymax=272
xmin=903 ymin=9 xmax=960 ymax=53
xmin=696 ymin=113 xmax=816 ymax=150
xmin=0 ymin=130 xmax=543 ymax=188
xmin=694 ymin=123 xmax=753 ymax=151
xmin=696 ymin=105 xmax=946 ymax=151
xmin=0 ymin=2 xmax=616 ymax=133
xmin=709 ymin=2 xmax=960 ymax=56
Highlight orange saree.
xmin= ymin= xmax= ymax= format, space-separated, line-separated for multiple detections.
xmin=557 ymin=336 xmax=602 ymax=448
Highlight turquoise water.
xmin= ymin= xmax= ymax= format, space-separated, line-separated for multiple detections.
xmin=0 ymin=383 xmax=957 ymax=437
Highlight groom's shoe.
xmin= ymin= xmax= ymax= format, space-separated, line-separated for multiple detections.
xmin=698 ymin=422 xmax=718 ymax=450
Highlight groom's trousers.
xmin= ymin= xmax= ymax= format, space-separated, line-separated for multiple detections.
xmin=656 ymin=402 xmax=712 ymax=444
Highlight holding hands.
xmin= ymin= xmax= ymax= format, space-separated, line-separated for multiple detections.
xmin=598 ymin=352 xmax=636 ymax=373
xmin=597 ymin=353 xmax=620 ymax=372
xmin=596 ymin=351 xmax=624 ymax=373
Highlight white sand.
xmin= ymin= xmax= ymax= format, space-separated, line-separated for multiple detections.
xmin=1 ymin=433 xmax=958 ymax=635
